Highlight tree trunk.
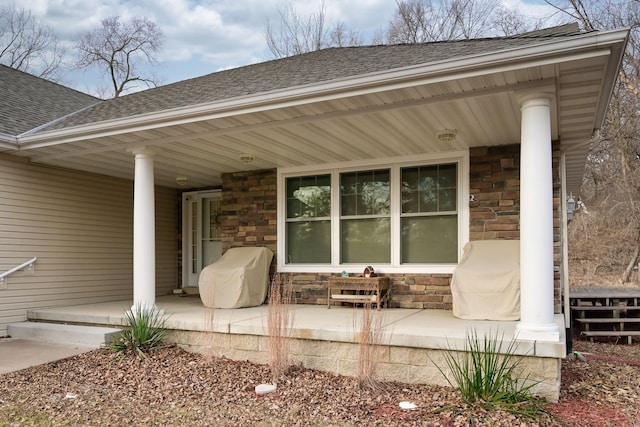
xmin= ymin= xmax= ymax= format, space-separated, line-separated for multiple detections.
xmin=622 ymin=241 xmax=640 ymax=283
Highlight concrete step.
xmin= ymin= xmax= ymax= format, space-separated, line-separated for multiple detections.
xmin=8 ymin=322 xmax=122 ymax=349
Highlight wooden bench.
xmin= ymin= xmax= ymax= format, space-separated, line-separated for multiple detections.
xmin=327 ymin=276 xmax=390 ymax=310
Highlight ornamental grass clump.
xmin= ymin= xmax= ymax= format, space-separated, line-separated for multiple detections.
xmin=354 ymin=301 xmax=388 ymax=391
xmin=434 ymin=329 xmax=545 ymax=417
xmin=109 ymin=303 xmax=170 ymax=358
xmin=267 ymin=273 xmax=295 ymax=382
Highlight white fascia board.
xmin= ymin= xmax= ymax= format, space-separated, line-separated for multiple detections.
xmin=0 ymin=133 xmax=18 ymax=150
xmin=593 ymin=29 xmax=630 ymax=129
xmin=18 ymin=28 xmax=629 ymax=151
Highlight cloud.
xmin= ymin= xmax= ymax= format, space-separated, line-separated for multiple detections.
xmin=502 ymin=0 xmax=555 ymax=16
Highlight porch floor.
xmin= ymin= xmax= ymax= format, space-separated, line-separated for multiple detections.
xmin=26 ymin=295 xmax=566 ymax=358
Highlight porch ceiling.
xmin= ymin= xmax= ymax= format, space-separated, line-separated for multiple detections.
xmin=14 ymin=44 xmax=622 ymax=196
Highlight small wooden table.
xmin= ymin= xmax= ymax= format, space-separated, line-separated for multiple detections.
xmin=327 ymin=276 xmax=390 ymax=310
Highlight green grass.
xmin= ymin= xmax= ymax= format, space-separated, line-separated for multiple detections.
xmin=0 ymin=403 xmax=51 ymax=427
xmin=108 ymin=303 xmax=169 ymax=357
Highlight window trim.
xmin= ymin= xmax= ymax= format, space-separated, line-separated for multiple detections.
xmin=277 ymin=151 xmax=469 ymax=274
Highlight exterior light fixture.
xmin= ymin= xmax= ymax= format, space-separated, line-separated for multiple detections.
xmin=566 ymin=193 xmax=576 ymax=221
xmin=437 ymin=128 xmax=457 ymax=142
xmin=176 ymin=177 xmax=188 ymax=187
xmin=239 ymin=154 xmax=255 ymax=164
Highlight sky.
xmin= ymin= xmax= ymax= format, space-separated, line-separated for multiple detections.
xmin=4 ymin=0 xmax=558 ymax=97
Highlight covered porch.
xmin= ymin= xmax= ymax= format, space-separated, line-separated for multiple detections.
xmin=3 ymin=25 xmax=630 ymax=405
xmin=24 ymin=295 xmax=565 ymax=401
xmin=11 ymin=26 xmax=628 ymax=348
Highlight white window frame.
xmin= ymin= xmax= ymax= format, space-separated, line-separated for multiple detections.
xmin=277 ymin=151 xmax=469 ymax=274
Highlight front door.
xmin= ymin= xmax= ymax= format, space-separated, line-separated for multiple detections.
xmin=182 ymin=190 xmax=222 ymax=288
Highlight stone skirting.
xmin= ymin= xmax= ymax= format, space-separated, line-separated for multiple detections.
xmin=168 ymin=330 xmax=561 ymax=402
xmin=24 ymin=297 xmax=565 ymax=403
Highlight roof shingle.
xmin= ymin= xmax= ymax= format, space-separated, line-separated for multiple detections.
xmin=0 ymin=64 xmax=98 ymax=136
xmin=4 ymin=23 xmax=584 ymax=135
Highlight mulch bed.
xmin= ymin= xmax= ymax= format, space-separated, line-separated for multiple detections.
xmin=0 ymin=339 xmax=638 ymax=426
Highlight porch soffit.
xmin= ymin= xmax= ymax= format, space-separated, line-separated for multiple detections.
xmin=14 ymin=44 xmax=622 ymax=196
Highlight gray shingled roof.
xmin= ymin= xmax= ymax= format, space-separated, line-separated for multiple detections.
xmin=13 ymin=23 xmax=584 ymax=135
xmin=0 ymin=64 xmax=99 ymax=136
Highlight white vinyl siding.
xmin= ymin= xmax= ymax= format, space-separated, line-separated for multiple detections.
xmin=0 ymin=154 xmax=177 ymax=337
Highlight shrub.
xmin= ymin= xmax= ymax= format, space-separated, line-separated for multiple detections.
xmin=434 ymin=329 xmax=545 ymax=417
xmin=109 ymin=303 xmax=169 ymax=358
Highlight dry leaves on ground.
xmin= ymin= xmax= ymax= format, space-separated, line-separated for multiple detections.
xmin=547 ymin=340 xmax=640 ymax=426
xmin=0 ymin=339 xmax=638 ymax=426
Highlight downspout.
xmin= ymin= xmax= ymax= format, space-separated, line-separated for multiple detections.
xmin=559 ymin=129 xmax=600 ymax=354
xmin=559 ymin=152 xmax=572 ymax=354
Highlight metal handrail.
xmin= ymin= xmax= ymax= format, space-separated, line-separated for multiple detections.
xmin=0 ymin=257 xmax=37 ymax=284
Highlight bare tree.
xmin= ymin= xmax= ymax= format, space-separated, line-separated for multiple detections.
xmin=451 ymin=0 xmax=503 ymax=39
xmin=330 ymin=22 xmax=364 ymax=48
xmin=547 ymin=0 xmax=640 ymax=283
xmin=545 ymin=0 xmax=598 ymax=30
xmin=386 ymin=0 xmax=434 ymax=43
xmin=492 ymin=4 xmax=542 ymax=36
xmin=265 ymin=1 xmax=363 ymax=58
xmin=75 ymin=16 xmax=163 ymax=98
xmin=385 ymin=0 xmax=507 ymax=43
xmin=0 ymin=4 xmax=65 ymax=81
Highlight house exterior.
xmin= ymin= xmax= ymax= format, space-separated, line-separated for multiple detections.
xmin=0 ymin=22 xmax=629 ymax=346
xmin=0 ymin=66 xmax=178 ymax=337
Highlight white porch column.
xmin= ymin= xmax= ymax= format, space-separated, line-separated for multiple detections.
xmin=516 ymin=94 xmax=560 ymax=342
xmin=131 ymin=148 xmax=156 ymax=310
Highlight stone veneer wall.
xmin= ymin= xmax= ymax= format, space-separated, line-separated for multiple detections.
xmin=469 ymin=143 xmax=562 ymax=313
xmin=469 ymin=145 xmax=521 ymax=240
xmin=292 ymin=273 xmax=452 ymax=309
xmin=218 ymin=144 xmax=562 ymax=312
xmin=220 ymin=169 xmax=278 ymax=255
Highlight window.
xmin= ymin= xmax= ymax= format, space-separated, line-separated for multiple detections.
xmin=279 ymin=152 xmax=468 ymax=273
xmin=340 ymin=169 xmax=390 ymax=263
xmin=285 ymin=175 xmax=331 ymax=263
xmin=401 ymin=164 xmax=457 ymax=263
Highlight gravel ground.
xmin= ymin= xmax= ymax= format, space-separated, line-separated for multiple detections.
xmin=0 ymin=339 xmax=638 ymax=426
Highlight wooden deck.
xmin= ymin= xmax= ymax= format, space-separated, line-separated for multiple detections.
xmin=570 ymin=286 xmax=640 ymax=299
xmin=570 ymin=286 xmax=640 ymax=344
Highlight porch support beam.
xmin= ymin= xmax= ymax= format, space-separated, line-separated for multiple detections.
xmin=516 ymin=94 xmax=560 ymax=342
xmin=131 ymin=147 xmax=156 ymax=310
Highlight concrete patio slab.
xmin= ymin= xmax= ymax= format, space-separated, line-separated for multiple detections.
xmin=12 ymin=296 xmax=567 ymax=401
xmin=0 ymin=338 xmax=94 ymax=374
